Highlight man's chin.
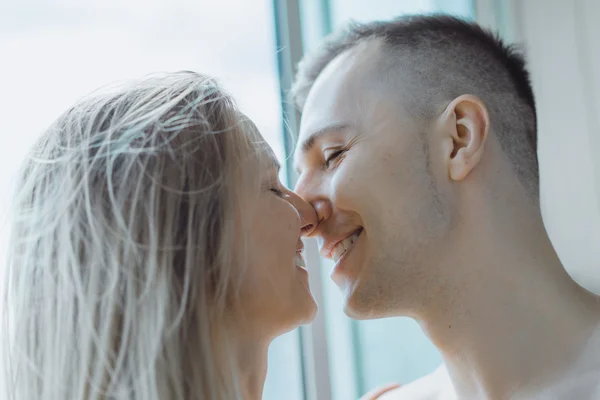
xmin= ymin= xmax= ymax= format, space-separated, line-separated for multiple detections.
xmin=341 ymin=285 xmax=385 ymax=320
xmin=343 ymin=286 xmax=398 ymax=320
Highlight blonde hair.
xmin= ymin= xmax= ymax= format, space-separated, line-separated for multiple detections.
xmin=1 ymin=71 xmax=264 ymax=399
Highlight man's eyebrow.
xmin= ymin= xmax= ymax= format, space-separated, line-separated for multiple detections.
xmin=298 ymin=122 xmax=350 ymax=154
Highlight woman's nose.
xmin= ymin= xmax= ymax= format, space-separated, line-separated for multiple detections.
xmin=288 ymin=192 xmax=318 ymax=236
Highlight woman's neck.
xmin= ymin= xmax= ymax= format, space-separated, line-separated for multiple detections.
xmin=235 ymin=334 xmax=271 ymax=400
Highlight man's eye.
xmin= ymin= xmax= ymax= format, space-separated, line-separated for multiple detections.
xmin=324 ymin=149 xmax=344 ymax=169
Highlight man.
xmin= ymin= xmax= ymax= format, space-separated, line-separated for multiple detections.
xmin=292 ymin=15 xmax=600 ymax=399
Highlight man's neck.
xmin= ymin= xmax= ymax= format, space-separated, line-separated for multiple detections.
xmin=416 ymin=197 xmax=600 ymax=399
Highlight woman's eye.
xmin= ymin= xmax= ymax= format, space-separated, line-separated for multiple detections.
xmin=269 ymin=188 xmax=283 ymax=196
xmin=324 ymin=149 xmax=344 ymax=169
xmin=270 ymin=187 xmax=285 ymax=197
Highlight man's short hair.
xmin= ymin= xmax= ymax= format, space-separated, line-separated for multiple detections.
xmin=291 ymin=14 xmax=539 ymax=194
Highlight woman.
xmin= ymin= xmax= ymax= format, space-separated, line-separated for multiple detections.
xmin=1 ymin=71 xmax=318 ymax=399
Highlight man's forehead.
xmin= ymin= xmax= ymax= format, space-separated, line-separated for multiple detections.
xmin=294 ymin=43 xmax=389 ymax=160
xmin=295 ymin=55 xmax=359 ymax=156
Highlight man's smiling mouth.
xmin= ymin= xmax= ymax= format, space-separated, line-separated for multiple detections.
xmin=332 ymin=228 xmax=363 ymax=263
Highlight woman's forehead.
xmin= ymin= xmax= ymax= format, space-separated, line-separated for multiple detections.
xmin=235 ymin=113 xmax=280 ymax=173
xmin=249 ymin=137 xmax=278 ymax=170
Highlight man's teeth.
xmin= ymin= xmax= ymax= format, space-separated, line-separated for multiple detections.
xmin=295 ymin=253 xmax=306 ymax=269
xmin=332 ymin=230 xmax=361 ymax=263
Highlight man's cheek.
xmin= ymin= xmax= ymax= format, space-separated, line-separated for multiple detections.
xmin=331 ymin=167 xmax=369 ymax=205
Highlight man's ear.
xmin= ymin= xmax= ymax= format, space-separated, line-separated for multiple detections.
xmin=438 ymin=95 xmax=490 ymax=181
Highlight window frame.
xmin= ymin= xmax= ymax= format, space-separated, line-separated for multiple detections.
xmin=272 ymin=1 xmax=335 ymax=399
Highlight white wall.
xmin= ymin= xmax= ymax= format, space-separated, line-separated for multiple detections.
xmin=506 ymin=0 xmax=600 ymax=293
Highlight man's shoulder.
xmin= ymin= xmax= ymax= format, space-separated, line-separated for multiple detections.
xmin=373 ymin=365 xmax=455 ymax=400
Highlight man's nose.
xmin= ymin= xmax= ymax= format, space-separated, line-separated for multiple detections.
xmin=310 ymin=199 xmax=332 ymax=227
xmin=294 ymin=177 xmax=332 ymax=231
